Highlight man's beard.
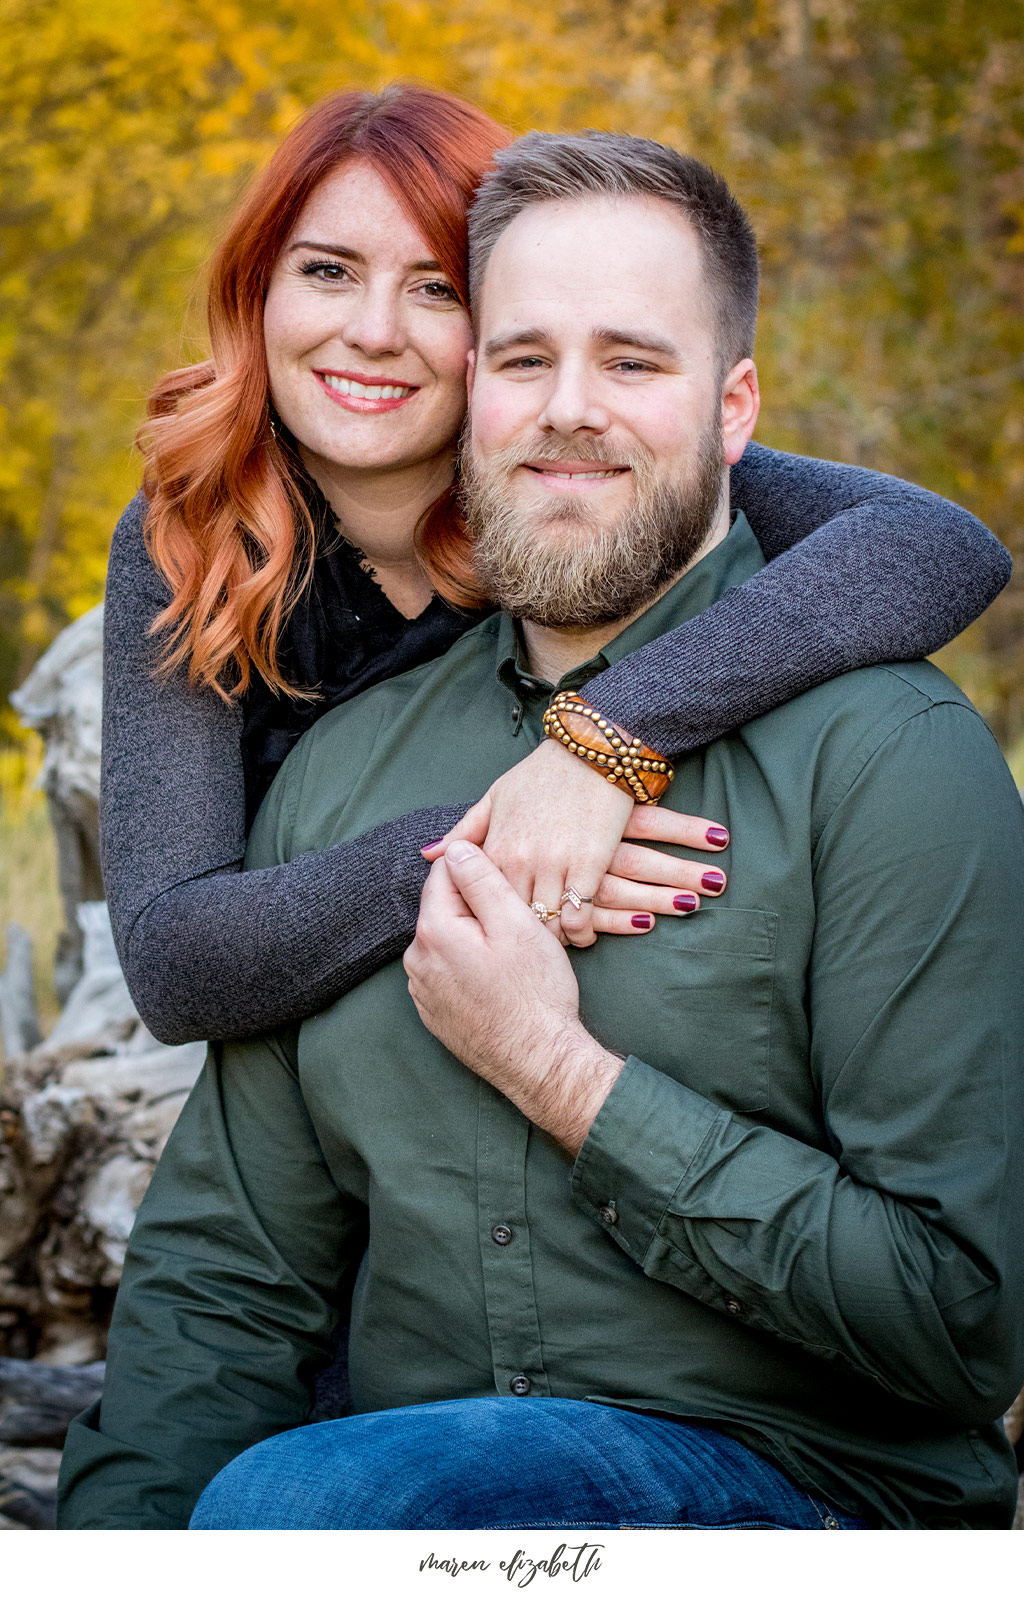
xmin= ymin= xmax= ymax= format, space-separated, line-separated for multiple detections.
xmin=460 ymin=419 xmax=725 ymax=630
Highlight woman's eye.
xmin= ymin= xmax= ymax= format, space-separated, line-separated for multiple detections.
xmin=300 ymin=259 xmax=350 ymax=282
xmin=418 ymin=280 xmax=459 ymax=302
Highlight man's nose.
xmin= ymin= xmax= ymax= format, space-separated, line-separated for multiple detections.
xmin=536 ymin=362 xmax=610 ymax=437
xmin=339 ymin=282 xmax=406 ymax=358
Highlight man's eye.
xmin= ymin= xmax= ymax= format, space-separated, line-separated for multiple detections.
xmin=614 ymin=360 xmax=655 ymax=374
xmin=300 ymin=259 xmax=350 ymax=282
xmin=502 ymin=356 xmax=546 ymax=370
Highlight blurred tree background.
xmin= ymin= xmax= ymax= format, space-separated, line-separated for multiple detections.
xmin=1 ymin=0 xmax=1022 ymax=773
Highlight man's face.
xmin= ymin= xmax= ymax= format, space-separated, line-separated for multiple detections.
xmin=464 ymin=193 xmax=757 ymax=628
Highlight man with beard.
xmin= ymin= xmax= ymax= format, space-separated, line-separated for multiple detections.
xmin=59 ymin=134 xmax=1024 ymax=1531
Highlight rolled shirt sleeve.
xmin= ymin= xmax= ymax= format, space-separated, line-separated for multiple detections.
xmin=572 ymin=699 xmax=1024 ymax=1426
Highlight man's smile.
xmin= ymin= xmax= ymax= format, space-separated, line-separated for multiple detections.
xmin=522 ymin=460 xmax=630 ymax=491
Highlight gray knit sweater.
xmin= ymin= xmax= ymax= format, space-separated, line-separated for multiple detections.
xmin=100 ymin=442 xmax=1010 ymax=1044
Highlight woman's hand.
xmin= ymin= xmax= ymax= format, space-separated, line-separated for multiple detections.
xmin=421 ymin=737 xmax=729 ymax=947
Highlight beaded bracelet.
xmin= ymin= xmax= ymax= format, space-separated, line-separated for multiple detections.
xmin=541 ymin=691 xmax=674 ymax=805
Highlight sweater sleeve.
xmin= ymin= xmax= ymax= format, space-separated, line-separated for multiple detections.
xmin=583 ymin=441 xmax=1012 ymax=757
xmin=100 ymin=492 xmax=465 ymax=1046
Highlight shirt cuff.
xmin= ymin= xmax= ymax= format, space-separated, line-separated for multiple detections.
xmin=570 ymin=1054 xmax=726 ymax=1268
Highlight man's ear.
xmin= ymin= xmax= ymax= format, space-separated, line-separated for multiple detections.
xmin=721 ymin=359 xmax=760 ymax=466
xmin=466 ymin=347 xmax=476 ymax=403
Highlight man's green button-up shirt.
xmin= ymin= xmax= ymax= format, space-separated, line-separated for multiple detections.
xmin=59 ymin=516 xmax=1024 ymax=1529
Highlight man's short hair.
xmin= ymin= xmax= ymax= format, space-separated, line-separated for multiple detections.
xmin=468 ymin=131 xmax=760 ymax=372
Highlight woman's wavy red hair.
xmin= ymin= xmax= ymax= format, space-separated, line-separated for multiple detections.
xmin=142 ymin=84 xmax=508 ymax=698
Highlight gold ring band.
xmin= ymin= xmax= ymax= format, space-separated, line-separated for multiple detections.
xmin=530 ymin=901 xmax=558 ymax=925
xmin=560 ymin=886 xmax=595 ymax=911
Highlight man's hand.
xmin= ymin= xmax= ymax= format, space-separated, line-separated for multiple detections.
xmin=404 ymin=840 xmax=623 ymax=1155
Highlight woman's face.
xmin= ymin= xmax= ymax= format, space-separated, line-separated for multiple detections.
xmin=264 ymin=161 xmax=472 ymax=480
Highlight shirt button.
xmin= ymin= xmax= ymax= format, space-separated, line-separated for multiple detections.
xmin=491 ymin=1224 xmax=513 ymax=1246
xmin=725 ymin=1298 xmax=743 ymax=1315
xmin=509 ymin=1374 xmax=532 ymax=1397
xmin=599 ymin=1203 xmax=618 ymax=1226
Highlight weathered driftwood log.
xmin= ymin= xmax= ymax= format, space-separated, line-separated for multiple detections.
xmin=3 ymin=610 xmax=207 ymax=1372
xmin=0 ymin=926 xmax=42 ymax=1060
xmin=0 ymin=905 xmax=204 ymax=1365
xmin=0 ymin=1357 xmax=104 ymax=1448
xmin=9 ymin=605 xmax=104 ymax=1002
xmin=2 ymin=610 xmax=206 ymax=1391
xmin=0 ymin=1456 xmax=59 ymax=1530
xmin=0 ymin=1359 xmax=83 ymax=1531
xmin=0 ymin=1044 xmax=204 ymax=1361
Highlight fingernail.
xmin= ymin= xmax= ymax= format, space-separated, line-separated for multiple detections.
xmin=701 ymin=870 xmax=726 ymax=892
xmin=673 ymin=893 xmax=699 ymax=913
xmin=446 ymin=840 xmax=476 ymax=863
xmin=422 ymin=839 xmax=445 ymax=851
xmin=631 ymin=914 xmax=653 ymax=929
xmin=705 ymin=827 xmax=729 ymax=847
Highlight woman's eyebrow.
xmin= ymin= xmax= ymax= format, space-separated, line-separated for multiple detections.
xmin=287 ymin=240 xmax=443 ymax=272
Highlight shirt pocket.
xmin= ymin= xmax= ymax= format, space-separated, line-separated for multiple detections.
xmin=572 ymin=907 xmax=778 ymax=1114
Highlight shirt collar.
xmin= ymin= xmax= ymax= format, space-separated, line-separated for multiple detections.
xmin=495 ymin=510 xmax=765 ymax=705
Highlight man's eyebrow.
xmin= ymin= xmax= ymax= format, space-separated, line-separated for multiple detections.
xmin=287 ymin=241 xmax=443 ymax=272
xmin=482 ymin=325 xmax=682 ymax=360
xmin=593 ymin=326 xmax=681 ymax=359
xmin=482 ymin=327 xmax=551 ymax=359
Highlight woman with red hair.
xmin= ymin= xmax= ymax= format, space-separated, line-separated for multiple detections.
xmin=102 ymin=82 xmax=1009 ymax=1043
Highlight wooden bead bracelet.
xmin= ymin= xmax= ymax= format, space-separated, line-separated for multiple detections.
xmin=541 ymin=691 xmax=674 ymax=805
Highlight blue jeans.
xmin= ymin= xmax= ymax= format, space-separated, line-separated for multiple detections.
xmin=189 ymin=1397 xmax=869 ymax=1530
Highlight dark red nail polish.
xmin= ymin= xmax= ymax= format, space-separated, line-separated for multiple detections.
xmin=631 ymin=914 xmax=653 ymax=929
xmin=701 ymin=870 xmax=726 ymax=892
xmin=673 ymin=893 xmax=699 ymax=912
xmin=422 ymin=839 xmax=445 ymax=851
xmin=705 ymin=826 xmax=729 ymax=847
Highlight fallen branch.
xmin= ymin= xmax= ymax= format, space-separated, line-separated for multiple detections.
xmin=0 ymin=1357 xmax=105 ymax=1447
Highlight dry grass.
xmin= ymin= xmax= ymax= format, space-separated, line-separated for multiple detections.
xmin=0 ymin=740 xmax=61 ymax=1036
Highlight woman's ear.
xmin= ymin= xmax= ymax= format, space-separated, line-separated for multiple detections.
xmin=721 ymin=358 xmax=760 ymax=465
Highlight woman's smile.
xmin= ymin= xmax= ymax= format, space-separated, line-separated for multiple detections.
xmin=315 ymin=369 xmax=420 ymax=413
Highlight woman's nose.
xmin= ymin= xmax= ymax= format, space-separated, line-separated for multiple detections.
xmin=340 ymin=284 xmax=406 ymax=358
